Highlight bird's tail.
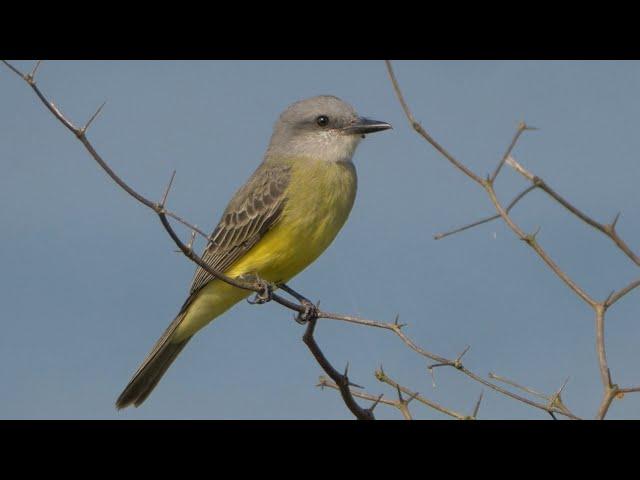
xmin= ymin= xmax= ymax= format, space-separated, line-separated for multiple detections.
xmin=116 ymin=312 xmax=192 ymax=410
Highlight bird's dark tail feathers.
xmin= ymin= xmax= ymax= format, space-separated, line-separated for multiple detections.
xmin=116 ymin=312 xmax=192 ymax=410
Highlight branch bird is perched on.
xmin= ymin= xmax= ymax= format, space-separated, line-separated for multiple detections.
xmin=116 ymin=95 xmax=392 ymax=409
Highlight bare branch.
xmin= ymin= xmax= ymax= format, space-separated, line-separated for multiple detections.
xmin=318 ymin=377 xmax=407 ymax=418
xmin=2 ymin=59 xmax=27 ymax=79
xmin=596 ymin=387 xmax=620 ymax=420
xmin=385 ymin=60 xmax=484 ymax=186
xmin=505 ymin=155 xmax=536 ymax=181
xmin=28 ymin=60 xmax=42 ymax=81
xmin=81 ymin=100 xmax=107 ymax=134
xmin=619 ymin=386 xmax=640 ymax=394
xmin=1 ymin=61 xmax=271 ymax=295
xmin=434 ymin=185 xmax=537 ymax=240
xmin=488 ymin=372 xmax=549 ymax=401
xmin=470 ymin=390 xmax=484 ymax=419
xmin=375 ymin=367 xmax=466 ymax=420
xmin=303 ymin=317 xmax=374 ymax=420
xmin=484 ymin=182 xmax=597 ymax=307
xmin=160 ymin=170 xmax=177 ymax=210
xmin=605 ymin=278 xmax=640 ymax=308
xmin=10 ymin=59 xmax=636 ymax=420
xmin=595 ymin=305 xmax=612 ymax=390
xmin=490 ymin=122 xmax=533 ymax=182
xmin=318 ymin=310 xmax=580 ymax=418
xmin=506 ymin=155 xmax=640 ymax=267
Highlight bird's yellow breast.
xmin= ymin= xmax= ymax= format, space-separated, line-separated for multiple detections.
xmin=228 ymin=158 xmax=357 ymax=283
xmin=173 ymin=158 xmax=357 ymax=341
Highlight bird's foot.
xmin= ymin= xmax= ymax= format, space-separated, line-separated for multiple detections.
xmin=295 ymin=299 xmax=319 ymax=325
xmin=246 ymin=277 xmax=273 ymax=305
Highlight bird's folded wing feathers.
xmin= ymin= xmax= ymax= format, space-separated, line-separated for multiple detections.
xmin=184 ymin=162 xmax=291 ymax=305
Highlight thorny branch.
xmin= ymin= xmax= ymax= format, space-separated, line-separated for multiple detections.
xmin=12 ymin=59 xmax=564 ymax=420
xmin=385 ymin=60 xmax=640 ymax=419
xmin=7 ymin=59 xmax=639 ymax=419
xmin=3 ymin=60 xmax=589 ymax=420
xmin=2 ymin=60 xmax=376 ymax=420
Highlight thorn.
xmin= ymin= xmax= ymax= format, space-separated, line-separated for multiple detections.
xmin=428 ymin=361 xmax=449 ymax=370
xmin=82 ymin=100 xmax=107 ymax=134
xmin=523 ymin=227 xmax=541 ymax=244
xmin=28 ymin=60 xmax=42 ymax=81
xmin=348 ymin=380 xmax=364 ymax=389
xmin=456 ymin=345 xmax=471 ymax=362
xmin=557 ymin=377 xmax=570 ymax=396
xmin=548 ymin=411 xmax=558 ymax=420
xmin=343 ymin=362 xmax=350 ymax=378
xmin=519 ymin=121 xmax=539 ymax=132
xmin=396 ymin=385 xmax=404 ymax=403
xmin=610 ymin=212 xmax=621 ymax=231
xmin=472 ymin=390 xmax=484 ymax=418
xmin=368 ymin=393 xmax=384 ymax=413
xmin=604 ymin=290 xmax=616 ymax=306
xmin=160 ymin=170 xmax=177 ymax=209
xmin=393 ymin=313 xmax=407 ymax=329
xmin=549 ymin=377 xmax=570 ymax=409
xmin=428 ymin=365 xmax=437 ymax=388
xmin=406 ymin=391 xmax=420 ymax=404
xmin=531 ymin=226 xmax=541 ymax=239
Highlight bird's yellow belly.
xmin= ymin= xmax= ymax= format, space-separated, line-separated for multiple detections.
xmin=173 ymin=160 xmax=357 ymax=341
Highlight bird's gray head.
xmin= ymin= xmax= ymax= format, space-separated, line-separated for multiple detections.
xmin=265 ymin=95 xmax=391 ymax=163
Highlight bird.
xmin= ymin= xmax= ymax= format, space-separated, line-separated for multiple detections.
xmin=115 ymin=95 xmax=392 ymax=409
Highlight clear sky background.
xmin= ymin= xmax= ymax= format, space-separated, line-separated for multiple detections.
xmin=1 ymin=60 xmax=639 ymax=420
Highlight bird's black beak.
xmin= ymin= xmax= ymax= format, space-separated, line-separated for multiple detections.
xmin=343 ymin=117 xmax=393 ymax=135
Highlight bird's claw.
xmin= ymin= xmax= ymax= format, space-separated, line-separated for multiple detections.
xmin=295 ymin=299 xmax=319 ymax=324
xmin=247 ymin=280 xmax=273 ymax=305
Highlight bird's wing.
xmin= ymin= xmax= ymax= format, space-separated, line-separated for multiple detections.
xmin=184 ymin=161 xmax=291 ymax=304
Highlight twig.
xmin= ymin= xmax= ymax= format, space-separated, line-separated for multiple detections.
xmin=318 ymin=310 xmax=580 ymax=418
xmin=488 ymin=372 xmax=549 ymax=401
xmin=604 ymin=278 xmax=640 ymax=308
xmin=375 ymin=367 xmax=466 ymax=419
xmin=483 ymin=181 xmax=597 ymax=307
xmin=470 ymin=391 xmax=484 ymax=419
xmin=303 ymin=317 xmax=374 ymax=420
xmin=3 ymin=60 xmax=388 ymax=419
xmin=434 ymin=185 xmax=537 ymax=240
xmin=506 ymin=155 xmax=640 ymax=267
xmin=385 ymin=60 xmax=484 ymax=186
xmin=490 ymin=122 xmax=533 ymax=182
xmin=383 ymin=60 xmax=640 ymax=420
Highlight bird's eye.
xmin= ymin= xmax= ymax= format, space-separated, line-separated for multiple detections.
xmin=316 ymin=115 xmax=329 ymax=127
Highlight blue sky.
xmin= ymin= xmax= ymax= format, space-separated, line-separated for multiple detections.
xmin=1 ymin=60 xmax=639 ymax=419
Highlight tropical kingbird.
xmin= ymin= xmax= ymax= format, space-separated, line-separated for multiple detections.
xmin=116 ymin=95 xmax=391 ymax=409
